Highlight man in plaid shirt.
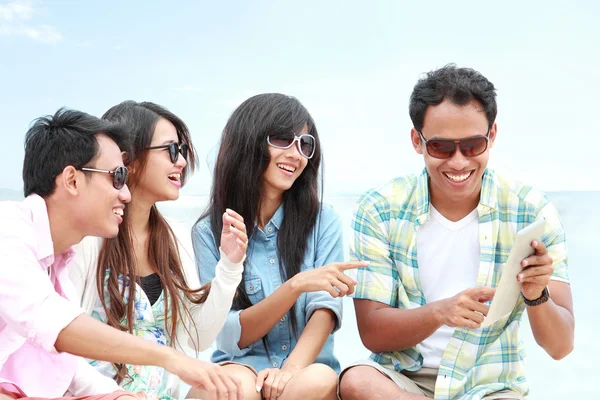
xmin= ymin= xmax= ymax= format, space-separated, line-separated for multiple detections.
xmin=339 ymin=65 xmax=574 ymax=400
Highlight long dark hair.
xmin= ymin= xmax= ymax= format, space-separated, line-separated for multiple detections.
xmin=198 ymin=93 xmax=322 ymax=345
xmin=97 ymin=101 xmax=210 ymax=383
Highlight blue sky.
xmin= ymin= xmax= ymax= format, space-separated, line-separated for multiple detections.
xmin=1 ymin=0 xmax=598 ymax=195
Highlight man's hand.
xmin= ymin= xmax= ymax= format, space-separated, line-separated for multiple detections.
xmin=434 ymin=287 xmax=496 ymax=329
xmin=165 ymin=353 xmax=242 ymax=400
xmin=519 ymin=240 xmax=553 ymax=300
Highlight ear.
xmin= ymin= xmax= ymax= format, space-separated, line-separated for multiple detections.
xmin=121 ymin=151 xmax=130 ymax=166
xmin=59 ymin=166 xmax=82 ymax=196
xmin=411 ymin=128 xmax=424 ymax=155
xmin=488 ymin=122 xmax=498 ymax=148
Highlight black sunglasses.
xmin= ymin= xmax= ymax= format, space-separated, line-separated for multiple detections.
xmin=80 ymin=166 xmax=128 ymax=189
xmin=267 ymin=133 xmax=316 ymax=159
xmin=418 ymin=130 xmax=491 ymax=159
xmin=146 ymin=142 xmax=189 ymax=164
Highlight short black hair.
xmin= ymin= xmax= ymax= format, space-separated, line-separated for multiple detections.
xmin=409 ymin=64 xmax=497 ymax=131
xmin=22 ymin=108 xmax=128 ymax=197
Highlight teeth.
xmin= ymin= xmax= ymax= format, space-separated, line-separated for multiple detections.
xmin=113 ymin=208 xmax=123 ymax=216
xmin=168 ymin=173 xmax=181 ymax=181
xmin=277 ymin=164 xmax=296 ymax=173
xmin=444 ymin=171 xmax=471 ymax=182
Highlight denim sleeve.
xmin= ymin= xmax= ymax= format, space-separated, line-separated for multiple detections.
xmin=191 ymin=220 xmax=254 ymax=356
xmin=304 ymin=205 xmax=344 ymax=333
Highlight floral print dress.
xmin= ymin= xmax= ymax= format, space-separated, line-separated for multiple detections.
xmin=89 ymin=271 xmax=175 ymax=400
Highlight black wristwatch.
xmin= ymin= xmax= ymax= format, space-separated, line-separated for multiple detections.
xmin=522 ymin=286 xmax=550 ymax=306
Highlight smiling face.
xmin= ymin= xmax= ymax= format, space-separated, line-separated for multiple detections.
xmin=77 ymin=134 xmax=131 ymax=238
xmin=134 ymin=118 xmax=188 ymax=203
xmin=411 ymin=98 xmax=497 ymax=218
xmin=262 ymin=124 xmax=310 ymax=199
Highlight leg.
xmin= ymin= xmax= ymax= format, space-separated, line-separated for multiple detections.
xmin=277 ymin=363 xmax=338 ymax=400
xmin=339 ymin=366 xmax=429 ymax=400
xmin=187 ymin=363 xmax=261 ymax=400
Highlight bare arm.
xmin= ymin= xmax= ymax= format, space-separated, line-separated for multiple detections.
xmin=238 ymin=279 xmax=302 ymax=349
xmin=355 ymin=286 xmax=495 ymax=353
xmin=282 ymin=309 xmax=336 ymax=370
xmin=526 ymin=281 xmax=574 ymax=359
xmin=238 ymin=261 xmax=364 ymax=349
xmin=55 ymin=314 xmax=243 ymax=400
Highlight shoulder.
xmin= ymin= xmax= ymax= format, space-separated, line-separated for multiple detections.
xmin=355 ymin=173 xmax=423 ymax=221
xmin=0 ymin=197 xmax=40 ymax=246
xmin=191 ymin=215 xmax=214 ymax=238
xmin=492 ymin=170 xmax=552 ymax=215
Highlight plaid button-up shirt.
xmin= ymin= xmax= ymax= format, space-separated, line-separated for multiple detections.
xmin=349 ymin=168 xmax=569 ymax=399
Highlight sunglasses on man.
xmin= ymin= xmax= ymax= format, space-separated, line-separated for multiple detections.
xmin=80 ymin=166 xmax=129 ymax=190
xmin=267 ymin=133 xmax=316 ymax=159
xmin=418 ymin=130 xmax=491 ymax=159
xmin=145 ymin=142 xmax=189 ymax=164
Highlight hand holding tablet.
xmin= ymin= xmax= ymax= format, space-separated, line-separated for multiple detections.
xmin=481 ymin=218 xmax=547 ymax=328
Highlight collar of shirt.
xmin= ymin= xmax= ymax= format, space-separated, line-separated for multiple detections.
xmin=412 ymin=168 xmax=499 ymax=227
xmin=22 ymin=194 xmax=76 ymax=270
xmin=253 ymin=202 xmax=284 ymax=238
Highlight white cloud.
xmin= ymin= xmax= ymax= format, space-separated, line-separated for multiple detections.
xmin=0 ymin=0 xmax=62 ymax=44
xmin=0 ymin=0 xmax=33 ymax=21
xmin=0 ymin=23 xmax=62 ymax=43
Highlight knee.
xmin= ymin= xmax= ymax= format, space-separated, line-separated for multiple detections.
xmin=301 ymin=364 xmax=338 ymax=398
xmin=339 ymin=366 xmax=371 ymax=399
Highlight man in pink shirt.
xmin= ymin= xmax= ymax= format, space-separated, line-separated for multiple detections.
xmin=0 ymin=109 xmax=242 ymax=400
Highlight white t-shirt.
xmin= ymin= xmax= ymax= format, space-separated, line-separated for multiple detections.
xmin=416 ymin=206 xmax=480 ymax=369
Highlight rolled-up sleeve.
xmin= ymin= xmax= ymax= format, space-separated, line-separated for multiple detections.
xmin=191 ymin=220 xmax=254 ymax=356
xmin=0 ymin=216 xmax=84 ymax=353
xmin=304 ymin=205 xmax=344 ymax=332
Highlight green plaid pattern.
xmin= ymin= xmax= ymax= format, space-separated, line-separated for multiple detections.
xmin=349 ymin=168 xmax=569 ymax=399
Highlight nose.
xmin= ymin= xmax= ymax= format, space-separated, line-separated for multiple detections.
xmin=175 ymin=152 xmax=187 ymax=168
xmin=446 ymin=147 xmax=470 ymax=170
xmin=119 ymin=184 xmax=132 ymax=204
xmin=283 ymin=139 xmax=303 ymax=160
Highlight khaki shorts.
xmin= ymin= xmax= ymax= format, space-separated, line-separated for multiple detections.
xmin=340 ymin=359 xmax=524 ymax=399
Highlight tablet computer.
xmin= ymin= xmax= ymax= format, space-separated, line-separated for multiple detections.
xmin=481 ymin=218 xmax=547 ymax=328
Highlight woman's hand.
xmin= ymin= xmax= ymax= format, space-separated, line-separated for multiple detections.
xmin=220 ymin=208 xmax=248 ymax=264
xmin=255 ymin=365 xmax=301 ymax=400
xmin=289 ymin=261 xmax=368 ymax=297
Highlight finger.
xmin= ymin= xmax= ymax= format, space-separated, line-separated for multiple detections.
xmin=521 ymin=254 xmax=552 ymax=268
xmin=202 ymin=380 xmax=217 ymax=400
xmin=225 ymin=208 xmax=245 ymax=222
xmin=220 ymin=373 xmax=239 ymax=400
xmin=323 ymin=284 xmax=340 ymax=298
xmin=458 ymin=316 xmax=481 ymax=329
xmin=221 ymin=212 xmax=232 ymax=234
xmin=520 ymin=275 xmax=551 ymax=286
xmin=336 ymin=272 xmax=357 ymax=295
xmin=271 ymin=373 xmax=283 ymax=400
xmin=468 ymin=286 xmax=495 ymax=301
xmin=330 ymin=278 xmax=349 ymax=296
xmin=468 ymin=300 xmax=490 ymax=316
xmin=236 ymin=238 xmax=247 ymax=250
xmin=225 ymin=214 xmax=247 ymax=233
xmin=208 ymin=370 xmax=229 ymax=399
xmin=338 ymin=261 xmax=370 ymax=271
xmin=531 ymin=239 xmax=548 ymax=255
xmin=264 ymin=371 xmax=277 ymax=400
xmin=517 ymin=266 xmax=553 ymax=281
xmin=232 ymin=228 xmax=248 ymax=244
xmin=255 ymin=369 xmax=269 ymax=393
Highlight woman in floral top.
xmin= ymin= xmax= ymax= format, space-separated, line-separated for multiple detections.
xmin=68 ymin=101 xmax=248 ymax=399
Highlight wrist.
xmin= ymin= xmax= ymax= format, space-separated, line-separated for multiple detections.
xmin=285 ymin=276 xmax=302 ymax=297
xmin=158 ymin=346 xmax=182 ymax=373
xmin=429 ymin=300 xmax=445 ymax=326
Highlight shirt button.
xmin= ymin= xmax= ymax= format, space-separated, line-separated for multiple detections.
xmin=273 ymin=362 xmax=278 ymax=367
xmin=280 ymin=316 xmax=286 ymax=322
xmin=281 ymin=345 xmax=287 ymax=350
xmin=249 ymin=284 xmax=254 ymax=290
xmin=267 ymin=227 xmax=273 ymax=232
xmin=269 ymin=259 xmax=275 ymax=264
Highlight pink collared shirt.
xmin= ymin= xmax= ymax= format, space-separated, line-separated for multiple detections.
xmin=0 ymin=194 xmax=84 ymax=397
